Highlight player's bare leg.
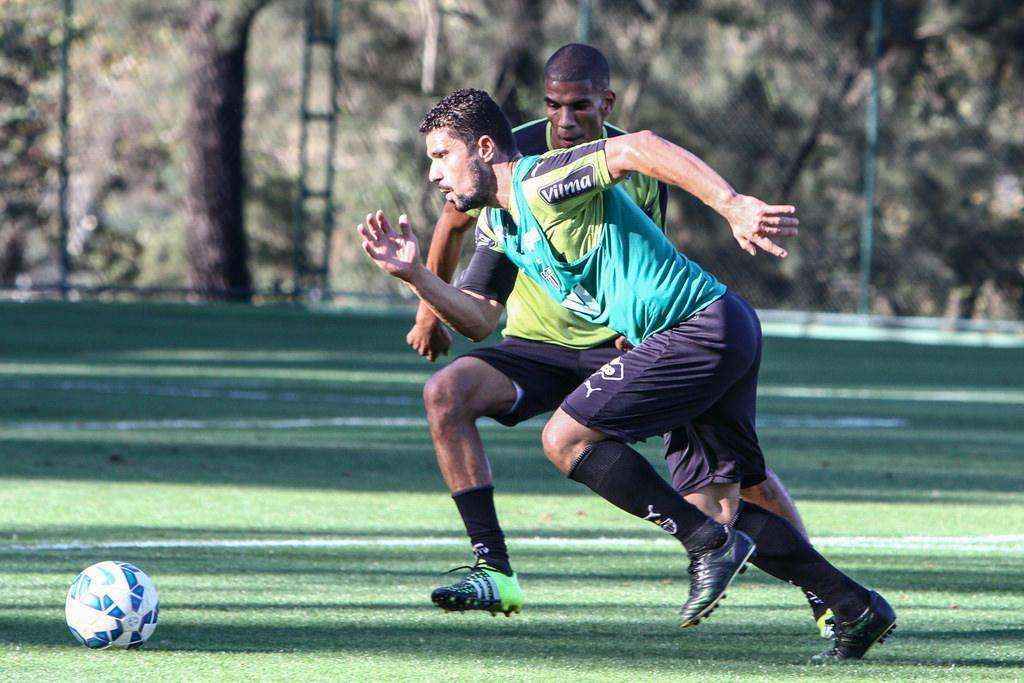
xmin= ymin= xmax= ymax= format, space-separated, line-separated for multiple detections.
xmin=422 ymin=356 xmax=524 ymax=614
xmin=541 ymin=409 xmax=755 ymax=627
xmin=743 ymin=468 xmax=808 ymax=538
xmin=684 ymin=482 xmax=742 ymax=524
xmin=743 ymin=468 xmax=833 ymax=635
xmin=423 ymin=356 xmax=516 ymax=493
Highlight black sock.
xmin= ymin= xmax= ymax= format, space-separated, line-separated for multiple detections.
xmin=568 ymin=441 xmax=725 ymax=553
xmin=731 ymin=501 xmax=870 ymax=621
xmin=452 ymin=485 xmax=511 ymax=574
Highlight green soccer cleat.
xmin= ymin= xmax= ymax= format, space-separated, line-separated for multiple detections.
xmin=430 ymin=562 xmax=524 ymax=617
xmin=811 ymin=590 xmax=896 ymax=663
xmin=816 ymin=609 xmax=836 ymax=639
xmin=804 ymin=589 xmax=835 ymax=638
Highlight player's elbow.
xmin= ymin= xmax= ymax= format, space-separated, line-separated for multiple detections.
xmin=466 ymin=304 xmax=502 ymax=342
xmin=464 ymin=315 xmax=498 ymax=342
xmin=463 ymin=320 xmax=495 ymax=343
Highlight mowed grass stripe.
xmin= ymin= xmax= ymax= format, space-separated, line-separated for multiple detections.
xmin=5 ymin=534 xmax=1024 ymax=554
xmin=0 ymin=415 xmax=907 ymax=432
xmin=0 ymin=362 xmax=433 ymax=385
xmin=3 ymin=373 xmax=1023 ymax=404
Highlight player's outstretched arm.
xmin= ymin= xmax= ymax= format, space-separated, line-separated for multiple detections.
xmin=358 ymin=211 xmax=503 ymax=342
xmin=406 ymin=202 xmax=475 ymax=361
xmin=604 ymin=131 xmax=799 ymax=258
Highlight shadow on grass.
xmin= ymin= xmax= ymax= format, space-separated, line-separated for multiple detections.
xmin=3 ymin=545 xmax=1023 ymax=598
xmin=3 ymin=301 xmax=1020 ymax=387
xmin=2 ymin=438 xmax=1022 ymax=502
xmin=2 ymin=615 xmax=1023 ymax=670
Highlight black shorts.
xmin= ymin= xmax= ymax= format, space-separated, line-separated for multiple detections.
xmin=560 ymin=292 xmax=768 ymax=494
xmin=462 ymin=337 xmax=621 ymax=426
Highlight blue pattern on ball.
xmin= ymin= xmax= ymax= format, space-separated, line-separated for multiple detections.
xmin=67 ymin=625 xmax=86 ymax=645
xmin=121 ymin=565 xmax=139 ymax=589
xmin=84 ymin=632 xmax=110 ymax=649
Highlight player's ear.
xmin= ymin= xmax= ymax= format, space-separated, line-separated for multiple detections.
xmin=476 ymin=135 xmax=497 ymax=163
xmin=600 ymin=89 xmax=616 ymax=118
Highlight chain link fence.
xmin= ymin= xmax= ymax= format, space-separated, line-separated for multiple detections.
xmin=2 ymin=0 xmax=1021 ymax=319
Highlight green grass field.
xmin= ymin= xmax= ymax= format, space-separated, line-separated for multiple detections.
xmin=1 ymin=302 xmax=1022 ymax=681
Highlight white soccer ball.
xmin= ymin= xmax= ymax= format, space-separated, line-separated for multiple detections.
xmin=65 ymin=561 xmax=159 ymax=649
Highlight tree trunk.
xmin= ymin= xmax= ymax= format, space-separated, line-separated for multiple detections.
xmin=184 ymin=0 xmax=270 ymax=301
xmin=418 ymin=0 xmax=442 ymax=94
xmin=492 ymin=0 xmax=543 ymax=126
xmin=0 ymin=226 xmax=25 ymax=286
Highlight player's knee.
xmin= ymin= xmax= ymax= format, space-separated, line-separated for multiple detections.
xmin=740 ymin=473 xmax=778 ymax=508
xmin=541 ymin=418 xmax=585 ymax=474
xmin=740 ymin=482 xmax=766 ymax=507
xmin=684 ymin=484 xmax=740 ymax=524
xmin=540 ymin=420 xmax=568 ymax=466
xmin=422 ymin=369 xmax=471 ymax=424
xmin=540 ymin=420 xmax=562 ymax=460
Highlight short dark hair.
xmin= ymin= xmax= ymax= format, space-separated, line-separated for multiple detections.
xmin=543 ymin=43 xmax=610 ymax=89
xmin=418 ymin=88 xmax=516 ymax=154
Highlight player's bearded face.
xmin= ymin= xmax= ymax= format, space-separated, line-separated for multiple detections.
xmin=451 ymin=157 xmax=495 ymax=212
xmin=425 ymin=129 xmax=496 ymax=212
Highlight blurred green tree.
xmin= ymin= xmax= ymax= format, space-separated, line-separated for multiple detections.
xmin=0 ymin=4 xmax=61 ymax=286
xmin=1 ymin=0 xmax=1019 ymax=318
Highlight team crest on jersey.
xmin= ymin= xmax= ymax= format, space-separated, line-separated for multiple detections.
xmin=539 ymin=267 xmax=560 ymax=290
xmin=538 ymin=165 xmax=595 ymax=204
xmin=598 ymin=357 xmax=625 ymax=381
xmin=562 ymin=285 xmax=600 ymax=317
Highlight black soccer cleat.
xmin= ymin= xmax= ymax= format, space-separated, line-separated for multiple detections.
xmin=811 ymin=590 xmax=896 ymax=663
xmin=679 ymin=527 xmax=756 ymax=627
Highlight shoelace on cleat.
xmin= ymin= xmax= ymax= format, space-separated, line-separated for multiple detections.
xmin=687 ymin=561 xmax=701 ymax=592
xmin=687 ymin=553 xmax=719 ymax=591
xmin=827 ymin=617 xmax=874 ymax=655
xmin=440 ymin=562 xmax=499 ymax=604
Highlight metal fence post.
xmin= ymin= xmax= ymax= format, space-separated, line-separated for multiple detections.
xmin=293 ymin=0 xmax=342 ymax=302
xmin=320 ymin=0 xmax=341 ymax=299
xmin=292 ymin=0 xmax=314 ymax=300
xmin=58 ymin=0 xmax=74 ymax=299
xmin=859 ymin=0 xmax=882 ymax=315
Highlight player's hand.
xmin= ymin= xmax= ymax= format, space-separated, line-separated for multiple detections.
xmin=614 ymin=336 xmax=634 ymax=352
xmin=720 ymin=195 xmax=799 ymax=258
xmin=406 ymin=319 xmax=452 ymax=362
xmin=358 ymin=210 xmax=421 ymax=281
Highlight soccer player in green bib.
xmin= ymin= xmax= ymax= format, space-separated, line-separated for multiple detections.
xmin=359 ymin=88 xmax=896 ymax=661
xmin=406 ymin=44 xmax=834 ymax=637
